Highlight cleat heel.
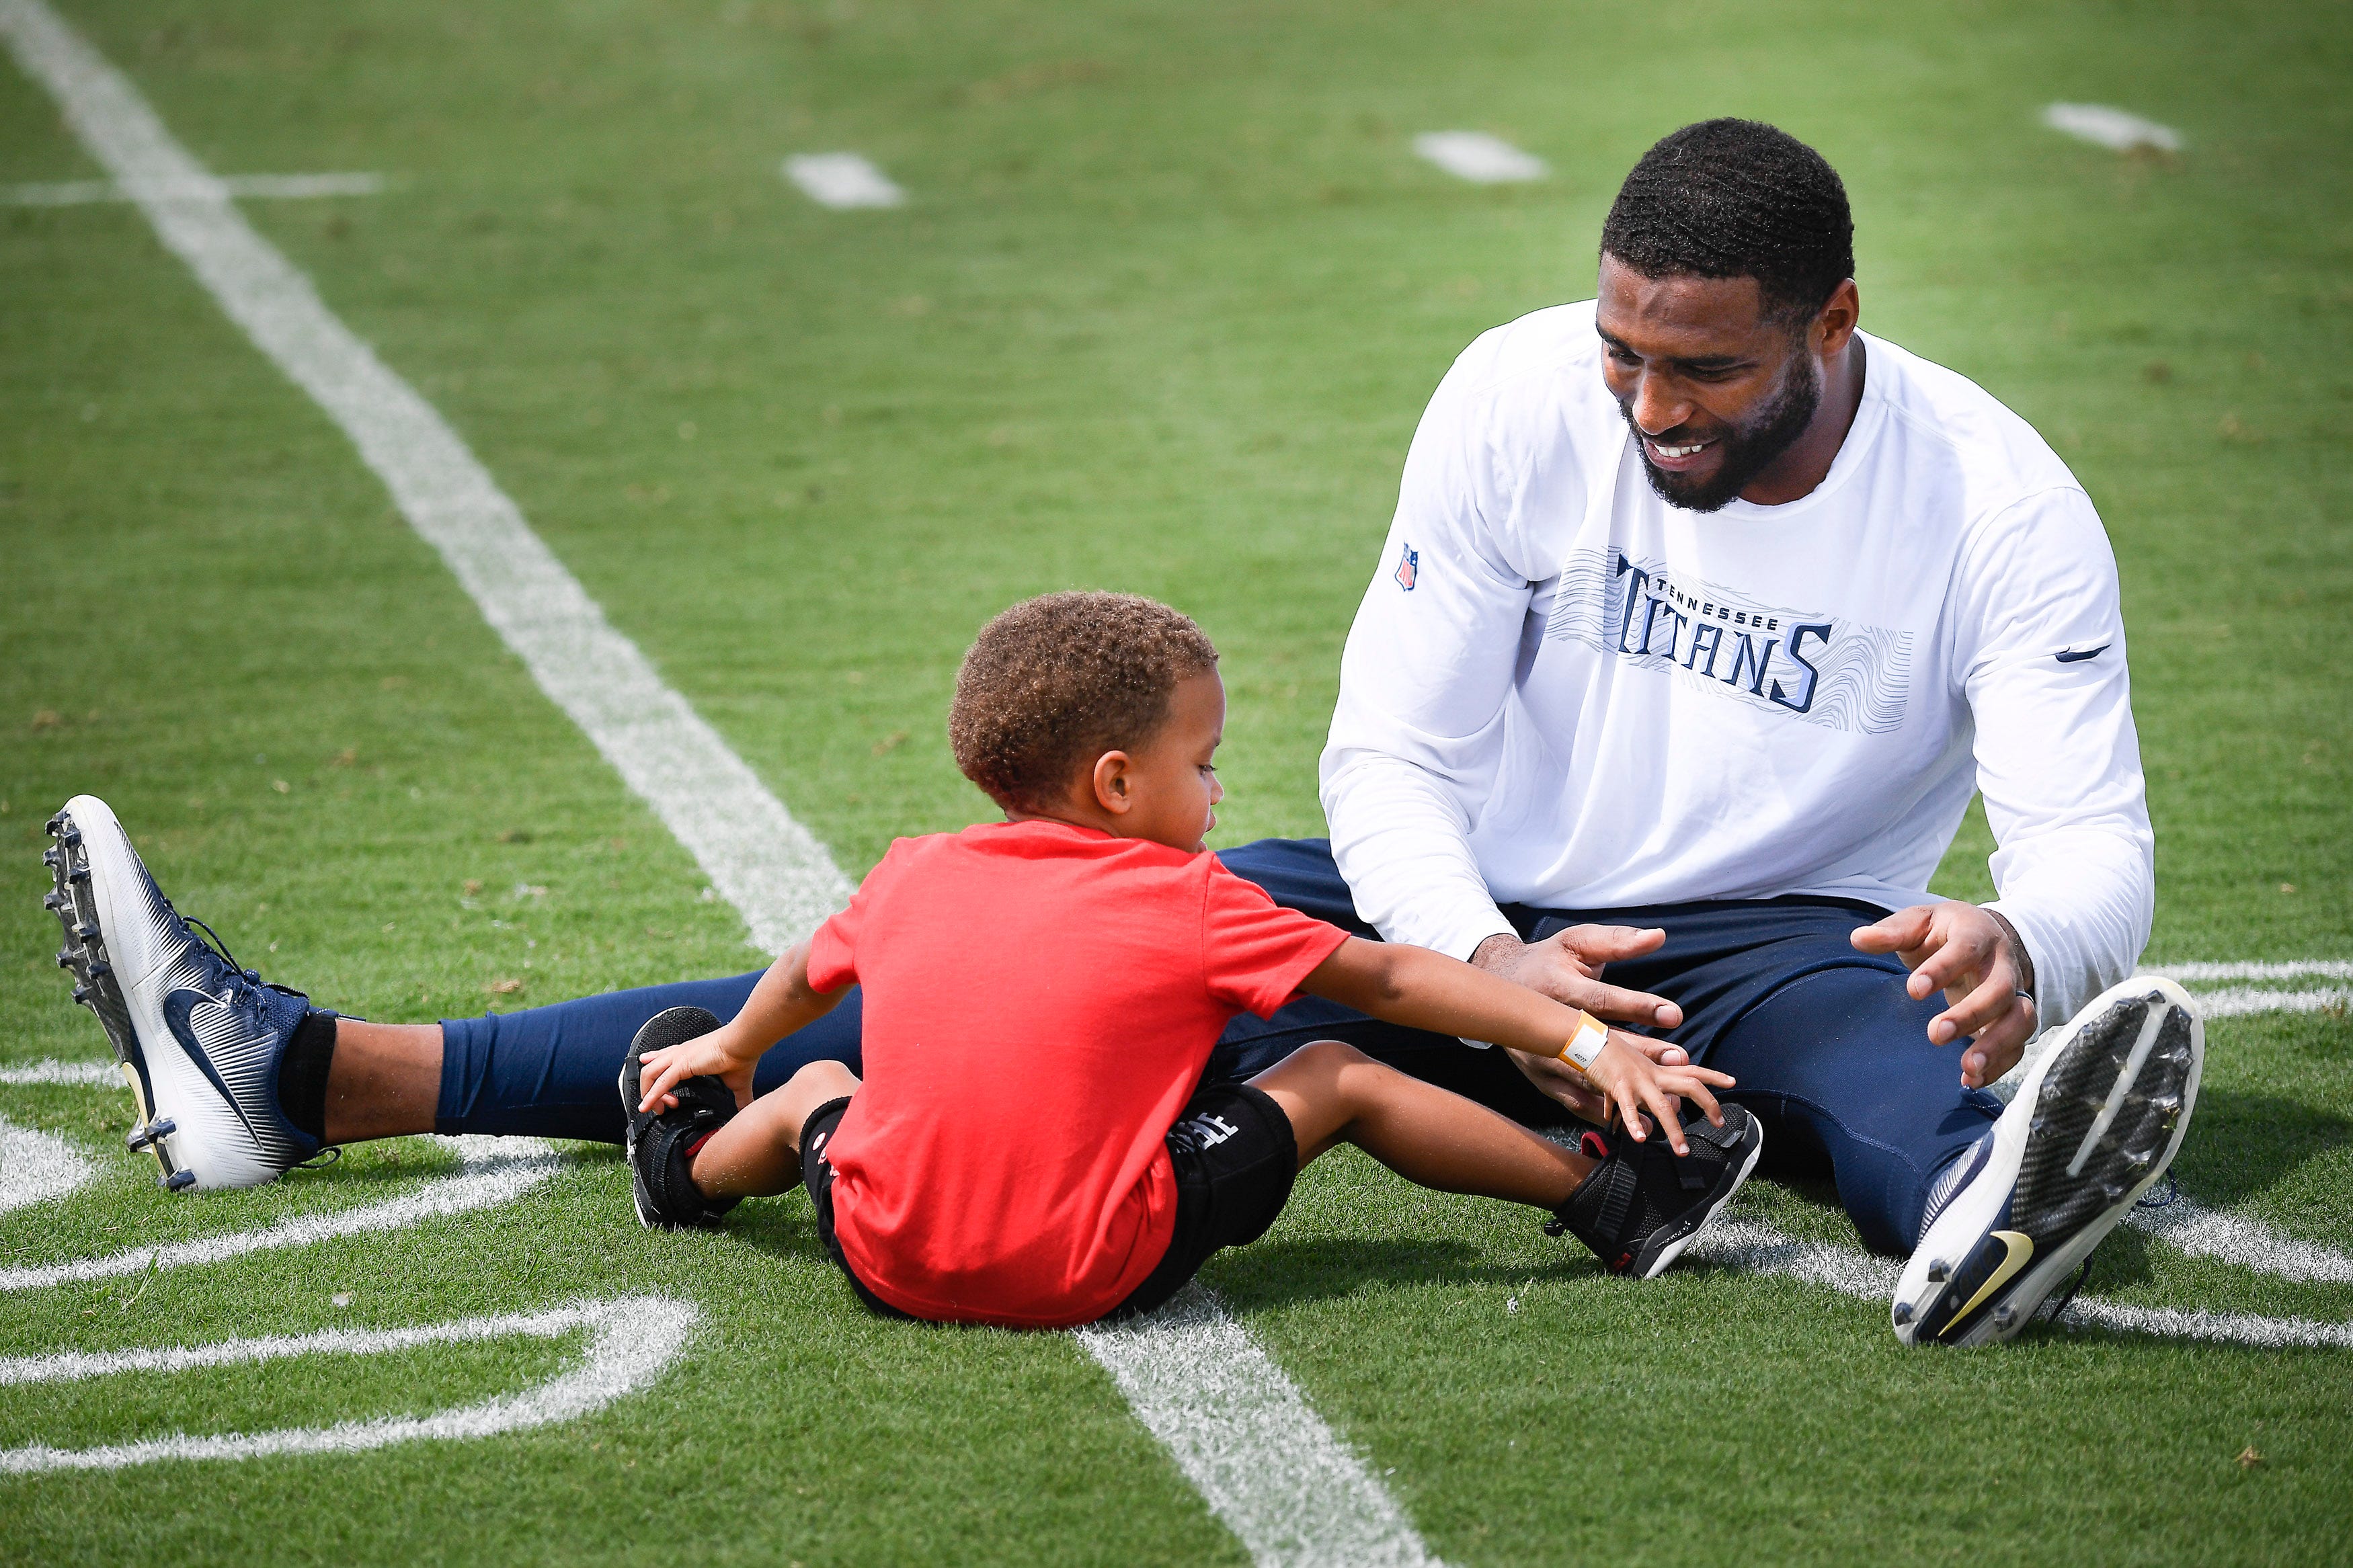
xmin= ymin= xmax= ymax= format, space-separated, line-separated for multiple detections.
xmin=161 ymin=1169 xmax=197 ymax=1192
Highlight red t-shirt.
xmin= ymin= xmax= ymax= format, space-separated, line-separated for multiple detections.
xmin=805 ymin=820 xmax=1350 ymax=1328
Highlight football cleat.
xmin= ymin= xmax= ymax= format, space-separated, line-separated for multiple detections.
xmin=44 ymin=795 xmax=322 ymax=1190
xmin=1892 ymin=976 xmax=2203 ymax=1346
xmin=620 ymin=1005 xmax=742 ymax=1231
xmin=1548 ymin=1104 xmax=1763 ymax=1278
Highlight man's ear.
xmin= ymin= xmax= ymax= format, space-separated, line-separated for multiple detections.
xmin=1090 ymin=750 xmax=1135 ymax=815
xmin=1812 ymin=278 xmax=1860 ymax=359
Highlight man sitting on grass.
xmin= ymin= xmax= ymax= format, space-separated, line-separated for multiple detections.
xmin=621 ymin=592 xmax=1760 ymax=1325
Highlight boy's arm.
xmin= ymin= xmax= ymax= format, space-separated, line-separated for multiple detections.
xmin=635 ymin=940 xmax=847 ymax=1112
xmin=1299 ymin=936 xmax=1732 ymax=1152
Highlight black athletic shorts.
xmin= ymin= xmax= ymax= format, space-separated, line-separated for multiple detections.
xmin=799 ymin=1078 xmax=1298 ymax=1326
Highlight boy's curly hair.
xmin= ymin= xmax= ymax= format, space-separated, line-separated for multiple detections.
xmin=950 ymin=592 xmax=1220 ymax=813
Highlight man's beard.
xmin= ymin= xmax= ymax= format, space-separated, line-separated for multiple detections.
xmin=1622 ymin=350 xmax=1822 ymax=513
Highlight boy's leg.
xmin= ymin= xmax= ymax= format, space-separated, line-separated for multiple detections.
xmin=1250 ymin=1040 xmax=1594 ymax=1208
xmin=687 ymin=1060 xmax=861 ymax=1198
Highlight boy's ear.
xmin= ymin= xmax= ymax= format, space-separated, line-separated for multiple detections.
xmin=1090 ymin=750 xmax=1135 ymax=815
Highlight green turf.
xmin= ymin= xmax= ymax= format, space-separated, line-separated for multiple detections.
xmin=2 ymin=0 xmax=2348 ymax=1561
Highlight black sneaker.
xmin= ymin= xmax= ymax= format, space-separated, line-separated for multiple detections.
xmin=1892 ymin=976 xmax=2202 ymax=1346
xmin=1548 ymin=1106 xmax=1763 ymax=1278
xmin=619 ymin=1005 xmax=742 ymax=1231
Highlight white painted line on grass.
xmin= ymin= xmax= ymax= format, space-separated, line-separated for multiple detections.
xmin=0 ymin=1058 xmax=116 ymax=1086
xmin=0 ymin=1116 xmax=96 ymax=1214
xmin=783 ymin=152 xmax=905 ymax=209
xmin=2145 ymin=960 xmax=2353 ymax=984
xmin=1687 ymin=1216 xmax=2353 ymax=1351
xmin=0 ymin=1294 xmax=697 ymax=1473
xmin=0 ymin=11 xmax=1429 ymax=1559
xmin=0 ymin=171 xmax=384 ymax=205
xmin=2126 ymin=1194 xmax=2353 ymax=1285
xmin=0 ymin=0 xmax=854 ymax=954
xmin=1412 ymin=131 xmax=1546 ymax=184
xmin=2042 ymin=103 xmax=2182 ymax=154
xmin=2185 ymin=986 xmax=2352 ymax=1019
xmin=1076 ymin=1286 xmax=1443 ymax=1568
xmin=0 ymin=1137 xmax=559 ymax=1292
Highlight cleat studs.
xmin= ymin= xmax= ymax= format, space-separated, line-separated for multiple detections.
xmin=1993 ymin=1305 xmax=2016 ymax=1331
xmin=73 ymin=921 xmax=97 ymax=940
xmin=44 ymin=813 xmax=67 ymax=835
xmin=68 ymin=865 xmax=89 ymax=882
xmin=57 ymin=827 xmax=81 ymax=848
xmin=161 ymin=1169 xmax=196 ymax=1192
xmin=55 ymin=950 xmax=74 ymax=970
xmin=43 ymin=891 xmax=67 ymax=911
xmin=85 ymin=959 xmax=110 ymax=979
xmin=126 ymin=1118 xmax=177 ymax=1152
xmin=1892 ymin=1301 xmax=1914 ymax=1325
xmin=1926 ymin=1259 xmax=1949 ymax=1283
xmin=42 ymin=847 xmax=61 ymax=868
xmin=70 ymin=984 xmax=93 ymax=1005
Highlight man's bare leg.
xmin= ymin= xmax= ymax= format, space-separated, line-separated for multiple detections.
xmin=322 ymin=1020 xmax=442 ymax=1143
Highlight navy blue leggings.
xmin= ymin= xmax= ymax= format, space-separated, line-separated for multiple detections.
xmin=435 ymin=837 xmax=1995 ymax=1252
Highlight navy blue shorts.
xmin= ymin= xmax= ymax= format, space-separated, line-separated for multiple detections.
xmin=436 ymin=837 xmax=1993 ymax=1253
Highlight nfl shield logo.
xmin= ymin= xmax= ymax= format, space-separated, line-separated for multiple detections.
xmin=1393 ymin=542 xmax=1419 ymax=591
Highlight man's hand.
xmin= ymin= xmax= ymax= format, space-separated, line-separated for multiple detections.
xmin=1850 ymin=901 xmax=2036 ymax=1089
xmin=1475 ymin=926 xmax=1685 ymax=1123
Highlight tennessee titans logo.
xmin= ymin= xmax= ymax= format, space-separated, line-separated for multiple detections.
xmin=1393 ymin=542 xmax=1419 ymax=591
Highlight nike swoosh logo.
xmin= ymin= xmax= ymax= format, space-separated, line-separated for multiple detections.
xmin=162 ymin=987 xmax=262 ymax=1143
xmin=1949 ymin=1229 xmax=2035 ymax=1327
xmin=2055 ymin=645 xmax=2108 ymax=663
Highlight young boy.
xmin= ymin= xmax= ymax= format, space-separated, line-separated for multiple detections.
xmin=624 ymin=592 xmax=1760 ymax=1327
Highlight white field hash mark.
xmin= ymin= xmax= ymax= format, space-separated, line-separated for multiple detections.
xmin=783 ymin=152 xmax=905 ymax=209
xmin=2043 ymin=103 xmax=2183 ymax=154
xmin=0 ymin=1295 xmax=698 ymax=1474
xmin=0 ymin=0 xmax=851 ymax=955
xmin=0 ymin=7 xmax=1431 ymax=1559
xmin=1412 ymin=131 xmax=1547 ymax=184
xmin=0 ymin=171 xmax=384 ymax=205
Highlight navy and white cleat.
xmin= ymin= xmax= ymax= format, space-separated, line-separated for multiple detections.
xmin=44 ymin=795 xmax=323 ymax=1191
xmin=1892 ymin=976 xmax=2203 ymax=1346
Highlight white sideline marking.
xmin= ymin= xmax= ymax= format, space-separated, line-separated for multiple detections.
xmin=1412 ymin=131 xmax=1546 ymax=184
xmin=1076 ymin=1286 xmax=1443 ymax=1568
xmin=0 ymin=10 xmax=1423 ymax=1558
xmin=0 ymin=171 xmax=383 ymax=205
xmin=0 ymin=0 xmax=854 ymax=955
xmin=2042 ymin=103 xmax=2183 ymax=154
xmin=0 ymin=1059 xmax=116 ymax=1086
xmin=0 ymin=1137 xmax=559 ymax=1292
xmin=1687 ymin=1217 xmax=2353 ymax=1350
xmin=0 ymin=1294 xmax=697 ymax=1473
xmin=783 ymin=152 xmax=905 ymax=209
xmin=0 ymin=1116 xmax=96 ymax=1214
xmin=2126 ymin=1195 xmax=2353 ymax=1285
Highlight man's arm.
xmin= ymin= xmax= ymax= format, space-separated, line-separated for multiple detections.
xmin=1856 ymin=487 xmax=2153 ymax=1086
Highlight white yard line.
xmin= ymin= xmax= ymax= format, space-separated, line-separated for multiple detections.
xmin=2126 ymin=1194 xmax=2353 ymax=1285
xmin=0 ymin=171 xmax=383 ymax=204
xmin=0 ymin=1115 xmax=97 ymax=1214
xmin=1687 ymin=1216 xmax=2353 ymax=1351
xmin=0 ymin=1059 xmax=116 ymax=1086
xmin=1412 ymin=131 xmax=1546 ymax=184
xmin=0 ymin=0 xmax=851 ymax=955
xmin=0 ymin=8 xmax=1430 ymax=1556
xmin=2042 ymin=103 xmax=2183 ymax=153
xmin=0 ymin=1294 xmax=698 ymax=1473
xmin=1077 ymin=1287 xmax=1443 ymax=1568
xmin=2145 ymin=960 xmax=2353 ymax=984
xmin=0 ymin=1137 xmax=559 ymax=1292
xmin=2184 ymin=986 xmax=2352 ymax=1019
xmin=782 ymin=151 xmax=905 ymax=209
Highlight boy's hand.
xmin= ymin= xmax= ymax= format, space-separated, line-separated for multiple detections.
xmin=1505 ymin=1032 xmax=1695 ymax=1126
xmin=637 ymin=1025 xmax=758 ymax=1115
xmin=1581 ymin=1032 xmax=1734 ymax=1156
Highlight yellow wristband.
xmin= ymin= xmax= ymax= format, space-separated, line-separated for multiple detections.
xmin=1557 ymin=1012 xmax=1608 ymax=1072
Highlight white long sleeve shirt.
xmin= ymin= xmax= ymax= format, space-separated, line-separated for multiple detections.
xmin=1319 ymin=302 xmax=2154 ymax=1026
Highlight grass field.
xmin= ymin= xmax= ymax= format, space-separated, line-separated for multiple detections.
xmin=3 ymin=0 xmax=2349 ymax=1562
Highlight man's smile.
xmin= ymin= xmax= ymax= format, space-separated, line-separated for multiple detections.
xmin=1643 ymin=434 xmax=1716 ymax=469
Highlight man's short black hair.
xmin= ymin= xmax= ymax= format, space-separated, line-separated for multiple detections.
xmin=1600 ymin=119 xmax=1854 ymax=325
